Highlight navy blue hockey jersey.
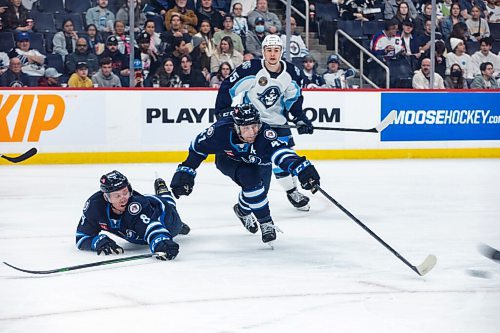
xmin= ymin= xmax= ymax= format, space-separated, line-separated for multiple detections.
xmin=76 ymin=191 xmax=181 ymax=253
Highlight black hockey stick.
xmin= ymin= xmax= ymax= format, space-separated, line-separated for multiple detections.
xmin=273 ymin=110 xmax=397 ymax=133
xmin=0 ymin=148 xmax=38 ymax=163
xmin=315 ymin=185 xmax=437 ymax=276
xmin=3 ymin=252 xmax=166 ymax=275
xmin=478 ymin=244 xmax=500 ymax=262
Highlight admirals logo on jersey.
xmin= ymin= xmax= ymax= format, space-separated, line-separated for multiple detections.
xmin=264 ymin=129 xmax=277 ymax=140
xmin=242 ymin=155 xmax=263 ymax=164
xmin=257 ymin=86 xmax=280 ymax=108
xmin=128 ymin=202 xmax=142 ymax=215
xmin=126 ymin=229 xmax=137 ymax=239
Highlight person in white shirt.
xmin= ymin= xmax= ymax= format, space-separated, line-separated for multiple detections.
xmin=412 ymin=58 xmax=445 ymax=89
xmin=471 ymin=37 xmax=500 ymax=77
xmin=446 ymin=38 xmax=475 ymax=79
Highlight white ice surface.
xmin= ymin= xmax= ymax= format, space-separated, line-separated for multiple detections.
xmin=0 ymin=159 xmax=499 ymax=333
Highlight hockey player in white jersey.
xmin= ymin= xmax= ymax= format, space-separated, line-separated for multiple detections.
xmin=215 ymin=34 xmax=314 ymax=211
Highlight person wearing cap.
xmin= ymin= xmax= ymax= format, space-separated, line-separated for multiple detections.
xmin=301 ymin=55 xmax=324 ymax=88
xmin=412 ymin=58 xmax=445 ymax=89
xmin=68 ymin=61 xmax=93 ymax=87
xmin=280 ymin=16 xmax=309 ymax=60
xmin=100 ymin=34 xmax=130 ymax=86
xmin=91 ymin=57 xmax=122 ymax=87
xmin=0 ymin=57 xmax=29 ymax=87
xmin=8 ymin=32 xmax=45 ymax=77
xmin=38 ymin=67 xmax=63 ymax=87
xmin=322 ymin=54 xmax=354 ymax=88
xmin=196 ymin=0 xmax=224 ymax=31
xmin=66 ymin=37 xmax=99 ymax=77
xmin=86 ymin=0 xmax=115 ymax=33
xmin=400 ymin=20 xmax=419 ymax=57
xmin=247 ymin=0 xmax=281 ymax=34
xmin=213 ymin=15 xmax=244 ymax=53
xmin=133 ymin=31 xmax=159 ymax=82
xmin=245 ymin=16 xmax=268 ymax=58
xmin=166 ymin=0 xmax=198 ymax=35
xmin=446 ymin=37 xmax=474 ymax=79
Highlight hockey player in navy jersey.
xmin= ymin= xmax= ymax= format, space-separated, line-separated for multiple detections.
xmin=215 ymin=34 xmax=315 ymax=212
xmin=76 ymin=171 xmax=190 ymax=260
xmin=169 ymin=103 xmax=320 ymax=244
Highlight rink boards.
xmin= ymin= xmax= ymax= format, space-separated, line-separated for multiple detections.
xmin=0 ymin=88 xmax=499 ymax=164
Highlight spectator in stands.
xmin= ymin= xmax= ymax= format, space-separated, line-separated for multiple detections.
xmin=92 ymin=57 xmax=121 ymax=87
xmin=471 ymin=37 xmax=500 ymax=77
xmin=21 ymin=0 xmax=36 ymax=10
xmin=418 ymin=19 xmax=442 ymax=55
xmin=421 ymin=40 xmax=447 ymax=78
xmin=460 ymin=0 xmax=488 ymax=20
xmin=210 ymin=61 xmax=232 ymax=87
xmin=52 ymin=19 xmax=78 ymax=62
xmin=232 ymin=2 xmax=248 ymax=48
xmin=466 ymin=5 xmax=491 ymax=42
xmin=166 ymin=0 xmax=198 ymax=35
xmin=247 ymin=0 xmax=281 ymax=34
xmin=213 ymin=15 xmax=244 ymax=53
xmin=178 ymin=54 xmax=208 ymax=86
xmin=3 ymin=0 xmax=31 ymax=32
xmin=370 ymin=19 xmax=403 ymax=62
xmin=340 ymin=0 xmax=378 ymax=21
xmin=414 ymin=3 xmax=439 ymax=36
xmin=116 ymin=0 xmax=146 ymax=32
xmin=8 ymin=32 xmax=45 ymax=76
xmin=86 ymin=0 xmax=116 ymax=33
xmin=197 ymin=0 xmax=224 ymax=31
xmin=37 ymin=67 xmax=62 ymax=87
xmin=323 ymin=54 xmax=353 ymax=88
xmin=445 ymin=21 xmax=469 ymax=51
xmin=445 ymin=63 xmax=468 ymax=88
xmin=401 ymin=20 xmax=420 ymax=57
xmin=152 ymin=57 xmax=183 ymax=87
xmin=143 ymin=19 xmax=163 ymax=54
xmin=163 ymin=37 xmax=194 ymax=74
xmin=66 ymin=37 xmax=99 ymax=76
xmin=486 ymin=0 xmax=500 ymax=22
xmin=441 ymin=3 xmax=465 ymax=42
xmin=161 ymin=13 xmax=193 ymax=53
xmin=231 ymin=0 xmax=256 ymax=17
xmin=68 ymin=61 xmax=93 ymax=87
xmin=190 ymin=36 xmax=212 ymax=75
xmin=134 ymin=31 xmax=159 ymax=81
xmin=193 ymin=19 xmax=215 ymax=56
xmin=412 ymin=58 xmax=445 ymax=89
xmin=393 ymin=2 xmax=415 ymax=30
xmin=100 ymin=35 xmax=130 ymax=85
xmin=280 ymin=16 xmax=309 ymax=61
xmin=114 ymin=20 xmax=131 ymax=55
xmin=384 ymin=0 xmax=417 ymax=20
xmin=446 ymin=37 xmax=474 ymax=79
xmin=0 ymin=51 xmax=9 ymax=75
xmin=85 ymin=24 xmax=105 ymax=55
xmin=470 ymin=61 xmax=498 ymax=88
xmin=0 ymin=57 xmax=29 ymax=86
xmin=301 ymin=54 xmax=325 ymax=88
xmin=245 ymin=16 xmax=267 ymax=58
xmin=210 ymin=35 xmax=243 ymax=72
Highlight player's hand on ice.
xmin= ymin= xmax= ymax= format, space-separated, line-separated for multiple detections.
xmin=93 ymin=235 xmax=124 ymax=255
xmin=170 ymin=165 xmax=196 ymax=198
xmin=293 ymin=114 xmax=314 ymax=135
xmin=155 ymin=239 xmax=179 ymax=260
xmin=291 ymin=157 xmax=320 ymax=192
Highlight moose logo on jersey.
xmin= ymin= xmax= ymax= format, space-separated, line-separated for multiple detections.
xmin=257 ymin=86 xmax=280 ymax=108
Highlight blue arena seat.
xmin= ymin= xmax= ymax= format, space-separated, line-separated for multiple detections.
xmin=363 ymin=20 xmax=385 ymax=38
xmin=54 ymin=12 xmax=86 ymax=32
xmin=65 ymin=0 xmax=92 ymax=14
xmin=45 ymin=53 xmax=65 ymax=74
xmin=37 ymin=0 xmax=64 ymax=14
xmin=32 ymin=12 xmax=57 ymax=33
xmin=30 ymin=32 xmax=46 ymax=54
xmin=0 ymin=32 xmax=15 ymax=52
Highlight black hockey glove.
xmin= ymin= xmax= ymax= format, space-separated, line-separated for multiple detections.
xmin=293 ymin=114 xmax=314 ymax=135
xmin=154 ymin=239 xmax=180 ymax=260
xmin=170 ymin=165 xmax=196 ymax=199
xmin=290 ymin=157 xmax=320 ymax=192
xmin=92 ymin=235 xmax=124 ymax=255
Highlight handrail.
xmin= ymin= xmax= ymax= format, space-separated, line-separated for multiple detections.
xmin=277 ymin=0 xmax=309 ymax=48
xmin=334 ymin=29 xmax=390 ymax=88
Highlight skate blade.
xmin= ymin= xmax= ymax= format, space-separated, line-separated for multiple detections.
xmin=296 ymin=204 xmax=310 ymax=211
xmin=266 ymin=241 xmax=275 ymax=250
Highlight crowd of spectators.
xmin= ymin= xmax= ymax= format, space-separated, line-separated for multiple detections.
xmin=0 ymin=0 xmax=498 ymax=89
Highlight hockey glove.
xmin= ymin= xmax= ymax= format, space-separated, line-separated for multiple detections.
xmin=290 ymin=157 xmax=320 ymax=192
xmin=293 ymin=114 xmax=314 ymax=135
xmin=154 ymin=239 xmax=180 ymax=260
xmin=170 ymin=165 xmax=196 ymax=199
xmin=92 ymin=235 xmax=124 ymax=255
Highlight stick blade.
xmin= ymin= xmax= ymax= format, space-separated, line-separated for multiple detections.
xmin=1 ymin=148 xmax=38 ymax=163
xmin=415 ymin=254 xmax=437 ymax=276
xmin=375 ymin=110 xmax=397 ymax=133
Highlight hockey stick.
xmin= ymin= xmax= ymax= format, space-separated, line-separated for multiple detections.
xmin=273 ymin=110 xmax=397 ymax=133
xmin=3 ymin=252 xmax=166 ymax=275
xmin=0 ymin=148 xmax=38 ymax=163
xmin=315 ymin=185 xmax=437 ymax=276
xmin=478 ymin=244 xmax=500 ymax=262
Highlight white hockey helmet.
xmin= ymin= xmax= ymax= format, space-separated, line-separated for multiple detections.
xmin=261 ymin=34 xmax=283 ymax=54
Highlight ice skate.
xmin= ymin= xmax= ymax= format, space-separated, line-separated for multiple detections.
xmin=286 ymin=188 xmax=310 ymax=211
xmin=233 ymin=204 xmax=258 ymax=234
xmin=260 ymin=220 xmax=277 ymax=243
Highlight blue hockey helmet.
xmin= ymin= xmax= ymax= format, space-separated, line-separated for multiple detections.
xmin=100 ymin=170 xmax=132 ymax=193
xmin=232 ymin=103 xmax=261 ymax=126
